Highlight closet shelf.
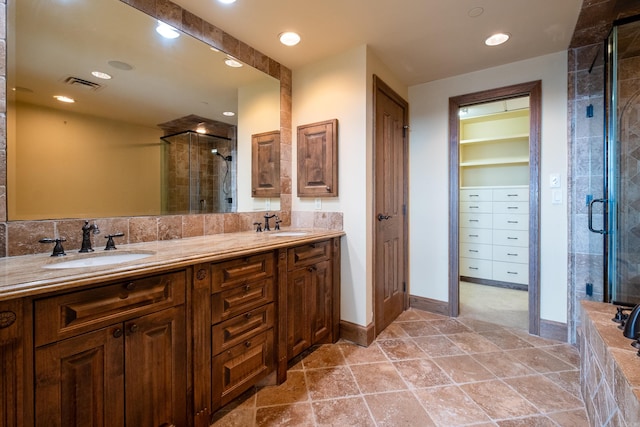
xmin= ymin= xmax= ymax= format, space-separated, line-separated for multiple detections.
xmin=460 ymin=157 xmax=529 ymax=167
xmin=460 ymin=133 xmax=529 ymax=145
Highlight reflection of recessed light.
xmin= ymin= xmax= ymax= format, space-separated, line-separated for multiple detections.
xmin=196 ymin=128 xmax=206 ymax=134
xmin=156 ymin=20 xmax=180 ymax=39
xmin=91 ymin=71 xmax=112 ymax=80
xmin=222 ymin=111 xmax=235 ymax=117
xmin=54 ymin=95 xmax=75 ymax=103
xmin=279 ymin=32 xmax=301 ymax=46
xmin=485 ymin=33 xmax=510 ymax=46
xmin=224 ymin=57 xmax=243 ymax=68
xmin=218 ymin=0 xmax=236 ymax=4
xmin=210 ymin=46 xmax=220 ymax=53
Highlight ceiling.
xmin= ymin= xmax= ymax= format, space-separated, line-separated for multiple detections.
xmin=174 ymin=0 xmax=584 ymax=86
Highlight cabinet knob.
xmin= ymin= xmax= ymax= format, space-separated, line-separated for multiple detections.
xmin=245 ymin=284 xmax=251 ymax=292
xmin=245 ymin=312 xmax=253 ymax=319
xmin=307 ymin=266 xmax=317 ymax=273
xmin=113 ymin=328 xmax=123 ymax=338
xmin=245 ymin=341 xmax=252 ymax=347
xmin=125 ymin=282 xmax=136 ymax=291
xmin=160 ymin=424 xmax=176 ymax=427
xmin=326 ymin=186 xmax=331 ymax=192
xmin=129 ymin=324 xmax=139 ymax=334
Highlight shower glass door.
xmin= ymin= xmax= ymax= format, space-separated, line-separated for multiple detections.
xmin=606 ymin=16 xmax=640 ymax=305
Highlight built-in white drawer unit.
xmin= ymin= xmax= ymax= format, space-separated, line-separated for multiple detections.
xmin=492 ymin=245 xmax=528 ymax=263
xmin=493 ymin=188 xmax=528 ymax=202
xmin=459 ymin=228 xmax=492 ymax=245
xmin=493 ymin=261 xmax=528 ymax=284
xmin=493 ymin=214 xmax=528 ymax=231
xmin=492 ymin=201 xmax=528 ymax=214
xmin=459 ymin=213 xmax=492 ymax=229
xmin=493 ymin=229 xmax=528 ymax=247
xmin=460 ymin=201 xmax=492 ymax=213
xmin=460 ymin=189 xmax=492 ymax=202
xmin=460 ymin=258 xmax=492 ymax=280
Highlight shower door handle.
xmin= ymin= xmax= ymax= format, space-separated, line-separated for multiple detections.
xmin=588 ymin=198 xmax=606 ymax=234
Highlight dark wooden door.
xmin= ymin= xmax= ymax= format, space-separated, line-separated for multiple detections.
xmin=35 ymin=327 xmax=124 ymax=427
xmin=125 ymin=306 xmax=186 ymax=427
xmin=310 ymin=259 xmax=332 ymax=344
xmin=287 ymin=267 xmax=311 ymax=359
xmin=251 ymin=130 xmax=281 ymax=198
xmin=374 ymin=76 xmax=408 ymax=335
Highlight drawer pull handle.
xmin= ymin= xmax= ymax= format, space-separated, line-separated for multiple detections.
xmin=245 ymin=341 xmax=252 ymax=347
xmin=113 ymin=328 xmax=123 ymax=338
xmin=245 ymin=285 xmax=251 ymax=292
xmin=507 ymin=253 xmax=518 ymax=256
xmin=129 ymin=324 xmax=139 ymax=334
xmin=160 ymin=424 xmax=176 ymax=427
xmin=469 ymin=194 xmax=479 ymax=197
xmin=245 ymin=312 xmax=253 ymax=319
xmin=507 ymin=237 xmax=518 ymax=240
xmin=469 ymin=267 xmax=479 ymax=270
xmin=469 ymin=219 xmax=479 ymax=222
xmin=507 ymin=207 xmax=518 ymax=209
xmin=507 ymin=271 xmax=518 ymax=275
xmin=468 ymin=249 xmax=478 ymax=253
xmin=507 ymin=221 xmax=518 ymax=224
xmin=469 ymin=206 xmax=479 ymax=209
xmin=469 ymin=234 xmax=479 ymax=237
xmin=307 ymin=266 xmax=317 ymax=272
xmin=125 ymin=282 xmax=136 ymax=291
xmin=507 ymin=194 xmax=518 ymax=197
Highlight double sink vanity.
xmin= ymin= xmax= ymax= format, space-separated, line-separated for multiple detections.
xmin=0 ymin=229 xmax=343 ymax=427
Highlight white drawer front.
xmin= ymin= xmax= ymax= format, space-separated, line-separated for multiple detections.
xmin=460 ymin=258 xmax=492 ymax=280
xmin=493 ymin=201 xmax=529 ymax=214
xmin=460 ymin=243 xmax=492 ymax=260
xmin=460 ymin=213 xmax=492 ymax=229
xmin=493 ymin=188 xmax=528 ymax=202
xmin=460 ymin=201 xmax=492 ymax=213
xmin=493 ymin=261 xmax=528 ymax=284
xmin=493 ymin=245 xmax=528 ymax=263
xmin=460 ymin=189 xmax=492 ymax=202
xmin=460 ymin=228 xmax=492 ymax=244
xmin=493 ymin=229 xmax=529 ymax=247
xmin=493 ymin=214 xmax=528 ymax=231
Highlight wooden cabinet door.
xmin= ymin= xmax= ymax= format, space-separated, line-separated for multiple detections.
xmin=125 ymin=306 xmax=186 ymax=427
xmin=251 ymin=130 xmax=280 ymax=198
xmin=0 ymin=300 xmax=26 ymax=427
xmin=287 ymin=268 xmax=312 ymax=359
xmin=297 ymin=119 xmax=338 ymax=197
xmin=310 ymin=260 xmax=332 ymax=345
xmin=35 ymin=327 xmax=125 ymax=427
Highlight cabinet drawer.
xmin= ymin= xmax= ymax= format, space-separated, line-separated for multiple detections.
xmin=459 ymin=227 xmax=492 ymax=244
xmin=35 ymin=270 xmax=186 ymax=346
xmin=459 ymin=213 xmax=492 ymax=229
xmin=460 ymin=189 xmax=492 ymax=202
xmin=460 ymin=202 xmax=492 ymax=213
xmin=212 ymin=303 xmax=274 ymax=355
xmin=287 ymin=240 xmax=331 ymax=270
xmin=212 ymin=278 xmax=274 ymax=323
xmin=493 ymin=214 xmax=528 ymax=230
xmin=493 ymin=245 xmax=528 ymax=263
xmin=212 ymin=252 xmax=275 ymax=292
xmin=493 ymin=229 xmax=529 ymax=247
xmin=493 ymin=201 xmax=529 ymax=214
xmin=460 ymin=243 xmax=492 ymax=260
xmin=212 ymin=329 xmax=274 ymax=408
xmin=493 ymin=261 xmax=528 ymax=284
xmin=493 ymin=188 xmax=528 ymax=202
xmin=459 ymin=258 xmax=492 ymax=280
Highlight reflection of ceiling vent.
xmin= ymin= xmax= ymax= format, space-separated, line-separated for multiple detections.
xmin=63 ymin=76 xmax=103 ymax=91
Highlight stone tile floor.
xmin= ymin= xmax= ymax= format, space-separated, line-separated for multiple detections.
xmin=211 ymin=309 xmax=588 ymax=426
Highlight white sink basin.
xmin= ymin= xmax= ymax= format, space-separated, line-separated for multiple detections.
xmin=43 ymin=252 xmax=153 ymax=269
xmin=269 ymin=231 xmax=309 ymax=237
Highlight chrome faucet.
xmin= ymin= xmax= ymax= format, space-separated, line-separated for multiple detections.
xmin=80 ymin=220 xmax=100 ymax=252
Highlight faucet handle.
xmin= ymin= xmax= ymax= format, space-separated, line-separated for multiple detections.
xmin=253 ymin=222 xmax=263 ymax=232
xmin=275 ymin=216 xmax=281 ymax=230
xmin=104 ymin=232 xmax=125 ymax=250
xmin=39 ymin=237 xmax=67 ymax=257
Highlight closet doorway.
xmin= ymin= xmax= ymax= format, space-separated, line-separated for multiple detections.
xmin=448 ymin=81 xmax=541 ymax=335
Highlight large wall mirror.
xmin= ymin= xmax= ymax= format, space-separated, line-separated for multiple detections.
xmin=7 ymin=0 xmax=280 ymax=221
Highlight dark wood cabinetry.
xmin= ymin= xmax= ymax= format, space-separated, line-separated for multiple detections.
xmin=0 ymin=299 xmax=29 ymax=427
xmin=251 ymin=130 xmax=281 ymax=198
xmin=33 ymin=270 xmax=187 ymax=427
xmin=286 ymin=240 xmax=338 ymax=360
xmin=210 ymin=252 xmax=276 ymax=411
xmin=297 ymin=119 xmax=338 ymax=197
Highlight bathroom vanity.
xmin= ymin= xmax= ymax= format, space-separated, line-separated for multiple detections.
xmin=0 ymin=229 xmax=343 ymax=427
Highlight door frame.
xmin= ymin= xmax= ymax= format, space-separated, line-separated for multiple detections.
xmin=372 ymin=75 xmax=410 ymax=336
xmin=448 ymin=81 xmax=542 ymax=335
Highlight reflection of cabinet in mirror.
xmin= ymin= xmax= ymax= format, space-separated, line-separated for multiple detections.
xmin=459 ymin=102 xmax=530 ymax=289
xmin=251 ymin=131 xmax=281 ymax=198
xmin=297 ymin=119 xmax=338 ymax=197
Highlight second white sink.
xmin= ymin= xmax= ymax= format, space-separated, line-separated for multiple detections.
xmin=43 ymin=252 xmax=153 ymax=269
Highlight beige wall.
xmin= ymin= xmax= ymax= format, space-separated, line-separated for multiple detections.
xmin=8 ymin=102 xmax=163 ymax=220
xmin=408 ymin=51 xmax=569 ymax=324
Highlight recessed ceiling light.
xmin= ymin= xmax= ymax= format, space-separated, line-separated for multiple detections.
xmin=222 ymin=111 xmax=235 ymax=117
xmin=54 ymin=95 xmax=75 ymax=103
xmin=218 ymin=0 xmax=237 ymax=3
xmin=108 ymin=60 xmax=133 ymax=71
xmin=91 ymin=71 xmax=112 ymax=80
xmin=468 ymin=7 xmax=484 ymax=18
xmin=279 ymin=31 xmax=301 ymax=46
xmin=156 ymin=20 xmax=180 ymax=39
xmin=485 ymin=33 xmax=510 ymax=46
xmin=224 ymin=57 xmax=243 ymax=68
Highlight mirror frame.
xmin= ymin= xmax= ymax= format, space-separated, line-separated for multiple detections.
xmin=1 ymin=0 xmax=292 ymax=257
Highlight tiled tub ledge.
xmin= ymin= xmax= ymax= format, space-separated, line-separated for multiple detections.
xmin=580 ymin=301 xmax=640 ymax=425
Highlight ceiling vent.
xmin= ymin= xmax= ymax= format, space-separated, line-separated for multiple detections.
xmin=63 ymin=76 xmax=103 ymax=91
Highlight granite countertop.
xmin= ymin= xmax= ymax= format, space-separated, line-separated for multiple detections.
xmin=0 ymin=229 xmax=345 ymax=301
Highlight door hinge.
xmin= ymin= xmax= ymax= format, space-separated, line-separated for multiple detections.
xmin=403 ymin=125 xmax=409 ymax=138
xmin=403 ymin=204 xmax=407 ymax=216
xmin=403 ymin=282 xmax=406 ymax=292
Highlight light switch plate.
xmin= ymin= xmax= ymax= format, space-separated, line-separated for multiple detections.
xmin=550 ymin=173 xmax=561 ymax=188
xmin=552 ymin=189 xmax=563 ymax=204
